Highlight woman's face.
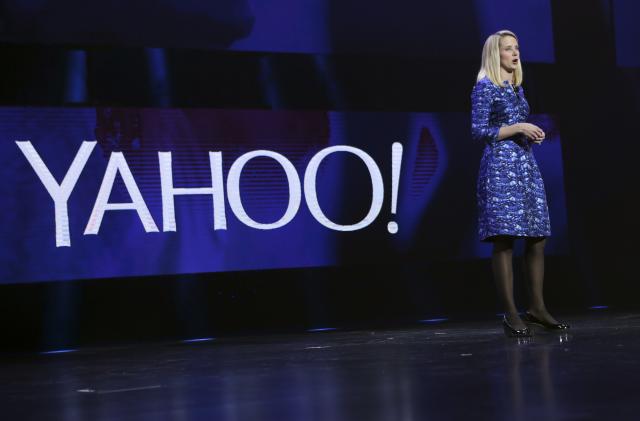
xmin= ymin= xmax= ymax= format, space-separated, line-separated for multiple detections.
xmin=499 ymin=36 xmax=520 ymax=74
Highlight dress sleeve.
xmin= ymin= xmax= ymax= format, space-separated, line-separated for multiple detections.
xmin=471 ymin=81 xmax=500 ymax=145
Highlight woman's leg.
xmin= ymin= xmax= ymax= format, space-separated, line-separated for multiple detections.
xmin=523 ymin=237 xmax=559 ymax=324
xmin=492 ymin=235 xmax=527 ymax=329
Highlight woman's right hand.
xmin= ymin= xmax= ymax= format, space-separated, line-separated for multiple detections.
xmin=516 ymin=123 xmax=545 ymax=143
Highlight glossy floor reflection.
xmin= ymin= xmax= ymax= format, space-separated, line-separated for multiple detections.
xmin=2 ymin=311 xmax=640 ymax=420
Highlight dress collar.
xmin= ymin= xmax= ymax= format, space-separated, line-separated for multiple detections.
xmin=502 ymin=80 xmax=519 ymax=92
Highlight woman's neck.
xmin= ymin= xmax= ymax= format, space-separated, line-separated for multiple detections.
xmin=500 ymin=70 xmax=514 ymax=85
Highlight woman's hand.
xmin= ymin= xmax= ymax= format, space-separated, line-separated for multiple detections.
xmin=516 ymin=123 xmax=545 ymax=144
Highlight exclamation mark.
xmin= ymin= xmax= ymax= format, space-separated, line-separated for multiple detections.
xmin=387 ymin=142 xmax=403 ymax=234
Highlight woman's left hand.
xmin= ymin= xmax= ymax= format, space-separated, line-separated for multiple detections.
xmin=530 ymin=133 xmax=545 ymax=144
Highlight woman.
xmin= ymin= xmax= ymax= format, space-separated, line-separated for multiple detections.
xmin=471 ymin=30 xmax=570 ymax=337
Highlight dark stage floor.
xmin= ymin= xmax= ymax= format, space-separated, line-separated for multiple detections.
xmin=2 ymin=310 xmax=640 ymax=420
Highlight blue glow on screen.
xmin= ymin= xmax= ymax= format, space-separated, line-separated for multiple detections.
xmin=0 ymin=107 xmax=569 ymax=284
xmin=0 ymin=0 xmax=555 ymax=61
xmin=613 ymin=0 xmax=640 ymax=67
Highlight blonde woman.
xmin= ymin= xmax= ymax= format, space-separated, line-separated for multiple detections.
xmin=471 ymin=30 xmax=569 ymax=337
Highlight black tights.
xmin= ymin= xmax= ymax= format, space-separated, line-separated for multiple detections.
xmin=492 ymin=236 xmax=557 ymax=328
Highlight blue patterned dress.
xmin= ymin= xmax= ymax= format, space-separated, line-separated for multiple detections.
xmin=471 ymin=76 xmax=551 ymax=242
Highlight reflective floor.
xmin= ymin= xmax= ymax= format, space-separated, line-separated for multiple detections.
xmin=2 ymin=311 xmax=639 ymax=420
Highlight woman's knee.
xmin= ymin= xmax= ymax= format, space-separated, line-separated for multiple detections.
xmin=524 ymin=236 xmax=546 ymax=253
xmin=492 ymin=235 xmax=514 ymax=253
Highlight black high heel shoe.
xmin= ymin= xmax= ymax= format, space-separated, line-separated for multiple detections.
xmin=523 ymin=311 xmax=570 ymax=330
xmin=502 ymin=315 xmax=533 ymax=337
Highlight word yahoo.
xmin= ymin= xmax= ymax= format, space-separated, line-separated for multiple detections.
xmin=16 ymin=141 xmax=403 ymax=247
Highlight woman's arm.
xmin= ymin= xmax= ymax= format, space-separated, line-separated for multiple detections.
xmin=497 ymin=124 xmax=522 ymax=141
xmin=471 ymin=81 xmax=501 ymax=144
xmin=472 ymin=81 xmax=544 ymax=144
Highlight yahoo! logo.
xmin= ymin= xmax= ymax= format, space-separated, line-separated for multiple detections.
xmin=16 ymin=141 xmax=403 ymax=247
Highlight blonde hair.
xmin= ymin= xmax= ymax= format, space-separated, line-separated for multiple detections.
xmin=476 ymin=30 xmax=523 ymax=87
